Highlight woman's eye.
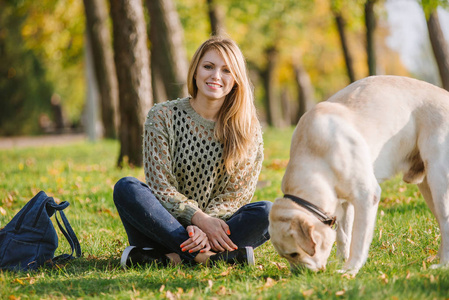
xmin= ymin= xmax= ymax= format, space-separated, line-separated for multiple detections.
xmin=223 ymin=68 xmax=231 ymax=74
xmin=204 ymin=65 xmax=213 ymax=70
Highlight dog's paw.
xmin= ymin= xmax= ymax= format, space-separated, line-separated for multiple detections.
xmin=336 ymin=268 xmax=359 ymax=276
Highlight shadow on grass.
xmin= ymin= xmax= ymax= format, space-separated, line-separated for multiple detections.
xmin=5 ymin=258 xmax=253 ymax=298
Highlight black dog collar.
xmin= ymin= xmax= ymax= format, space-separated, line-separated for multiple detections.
xmin=284 ymin=194 xmax=337 ymax=228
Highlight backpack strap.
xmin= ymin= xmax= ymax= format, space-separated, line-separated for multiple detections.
xmin=47 ymin=201 xmax=82 ymax=262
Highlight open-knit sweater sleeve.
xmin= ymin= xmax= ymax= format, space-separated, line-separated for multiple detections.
xmin=143 ymin=97 xmax=263 ymax=226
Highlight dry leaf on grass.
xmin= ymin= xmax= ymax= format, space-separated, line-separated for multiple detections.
xmin=216 ymin=286 xmax=226 ymax=295
xmin=264 ymin=277 xmax=277 ymax=287
xmin=302 ymin=289 xmax=314 ymax=297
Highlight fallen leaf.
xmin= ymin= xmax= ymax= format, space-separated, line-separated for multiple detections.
xmin=159 ymin=285 xmax=165 ymax=292
xmin=165 ymin=291 xmax=176 ymax=300
xmin=427 ymin=255 xmax=436 ymax=263
xmin=379 ymin=273 xmax=388 ymax=284
xmin=302 ymin=289 xmax=314 ymax=296
xmin=216 ymin=286 xmax=226 ymax=295
xmin=271 ymin=262 xmax=287 ymax=270
xmin=13 ymin=279 xmax=24 ymax=285
xmin=264 ymin=277 xmax=276 ymax=287
xmin=336 ymin=290 xmax=345 ymax=296
xmin=219 ymin=268 xmax=231 ymax=276
xmin=407 ymin=238 xmax=415 ymax=245
xmin=341 ymin=273 xmax=355 ymax=279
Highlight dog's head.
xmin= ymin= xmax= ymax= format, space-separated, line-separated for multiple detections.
xmin=269 ymin=199 xmax=336 ymax=272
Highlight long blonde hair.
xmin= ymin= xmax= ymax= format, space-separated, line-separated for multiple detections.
xmin=187 ymin=37 xmax=259 ymax=173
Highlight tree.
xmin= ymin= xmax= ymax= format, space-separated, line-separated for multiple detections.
xmin=83 ymin=0 xmax=119 ymax=139
xmin=260 ymin=45 xmax=281 ymax=127
xmin=206 ymin=0 xmax=226 ymax=36
xmin=331 ymin=1 xmax=356 ymax=83
xmin=0 ymin=2 xmax=53 ymax=136
xmin=146 ymin=0 xmax=188 ymax=102
xmin=365 ymin=0 xmax=377 ymax=76
xmin=292 ymin=57 xmax=315 ymax=124
xmin=425 ymin=9 xmax=449 ymax=91
xmin=110 ymin=0 xmax=152 ymax=167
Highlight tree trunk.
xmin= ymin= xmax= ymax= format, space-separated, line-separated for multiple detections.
xmin=110 ymin=0 xmax=152 ymax=168
xmin=333 ymin=10 xmax=356 ymax=83
xmin=426 ymin=10 xmax=449 ymax=91
xmin=280 ymin=88 xmax=292 ymax=127
xmin=292 ymin=58 xmax=314 ymax=124
xmin=206 ymin=0 xmax=226 ymax=36
xmin=146 ymin=0 xmax=188 ymax=101
xmin=83 ymin=0 xmax=119 ymax=139
xmin=365 ymin=0 xmax=377 ymax=76
xmin=261 ymin=46 xmax=280 ymax=127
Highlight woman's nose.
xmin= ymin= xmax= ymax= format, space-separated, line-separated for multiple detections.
xmin=211 ymin=69 xmax=221 ymax=80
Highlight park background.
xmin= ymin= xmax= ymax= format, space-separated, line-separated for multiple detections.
xmin=1 ymin=0 xmax=449 ymax=166
xmin=1 ymin=0 xmax=449 ymax=299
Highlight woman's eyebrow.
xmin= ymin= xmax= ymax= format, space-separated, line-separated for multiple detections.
xmin=203 ymin=60 xmax=228 ymax=67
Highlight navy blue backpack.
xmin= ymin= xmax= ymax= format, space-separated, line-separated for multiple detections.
xmin=0 ymin=191 xmax=82 ymax=271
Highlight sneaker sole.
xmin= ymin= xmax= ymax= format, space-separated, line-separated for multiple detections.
xmin=245 ymin=246 xmax=255 ymax=266
xmin=120 ymin=246 xmax=136 ymax=269
xmin=120 ymin=246 xmax=155 ymax=269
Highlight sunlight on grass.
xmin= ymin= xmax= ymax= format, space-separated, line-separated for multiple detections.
xmin=0 ymin=129 xmax=447 ymax=299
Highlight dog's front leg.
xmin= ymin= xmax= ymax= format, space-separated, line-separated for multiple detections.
xmin=339 ymin=183 xmax=381 ymax=275
xmin=336 ymin=200 xmax=354 ymax=262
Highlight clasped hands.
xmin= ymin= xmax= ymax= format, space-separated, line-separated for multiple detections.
xmin=180 ymin=210 xmax=237 ymax=254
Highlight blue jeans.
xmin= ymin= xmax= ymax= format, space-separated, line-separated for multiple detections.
xmin=113 ymin=177 xmax=272 ymax=262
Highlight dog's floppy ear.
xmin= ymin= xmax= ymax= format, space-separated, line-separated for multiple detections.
xmin=291 ymin=215 xmax=316 ymax=256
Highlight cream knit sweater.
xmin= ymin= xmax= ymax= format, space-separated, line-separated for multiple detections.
xmin=143 ymin=97 xmax=263 ymax=226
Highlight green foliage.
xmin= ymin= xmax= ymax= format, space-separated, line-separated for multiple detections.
xmin=0 ymin=2 xmax=53 ymax=136
xmin=0 ymin=0 xmax=85 ymax=135
xmin=1 ymin=128 xmax=449 ymax=299
xmin=420 ymin=0 xmax=449 ymax=18
xmin=2 ymin=0 xmax=431 ymax=135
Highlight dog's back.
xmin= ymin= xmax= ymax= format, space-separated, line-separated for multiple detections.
xmin=289 ymin=75 xmax=449 ymax=186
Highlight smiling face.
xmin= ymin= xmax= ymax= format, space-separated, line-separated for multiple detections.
xmin=194 ymin=50 xmax=235 ymax=104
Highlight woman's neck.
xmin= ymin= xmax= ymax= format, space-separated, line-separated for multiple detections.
xmin=190 ymin=97 xmax=224 ymax=122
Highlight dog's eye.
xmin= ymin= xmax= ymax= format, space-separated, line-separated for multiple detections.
xmin=289 ymin=252 xmax=299 ymax=258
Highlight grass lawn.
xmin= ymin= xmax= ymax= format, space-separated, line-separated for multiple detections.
xmin=1 ymin=127 xmax=448 ymax=299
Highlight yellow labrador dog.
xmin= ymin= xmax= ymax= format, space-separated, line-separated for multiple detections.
xmin=269 ymin=75 xmax=449 ymax=275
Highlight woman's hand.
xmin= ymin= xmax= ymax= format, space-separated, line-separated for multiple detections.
xmin=191 ymin=211 xmax=238 ymax=252
xmin=180 ymin=225 xmax=211 ymax=254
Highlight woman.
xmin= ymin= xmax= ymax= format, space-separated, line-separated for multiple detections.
xmin=113 ymin=36 xmax=272 ymax=267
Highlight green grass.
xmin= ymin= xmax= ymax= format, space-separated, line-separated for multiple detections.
xmin=1 ymin=127 xmax=448 ymax=299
